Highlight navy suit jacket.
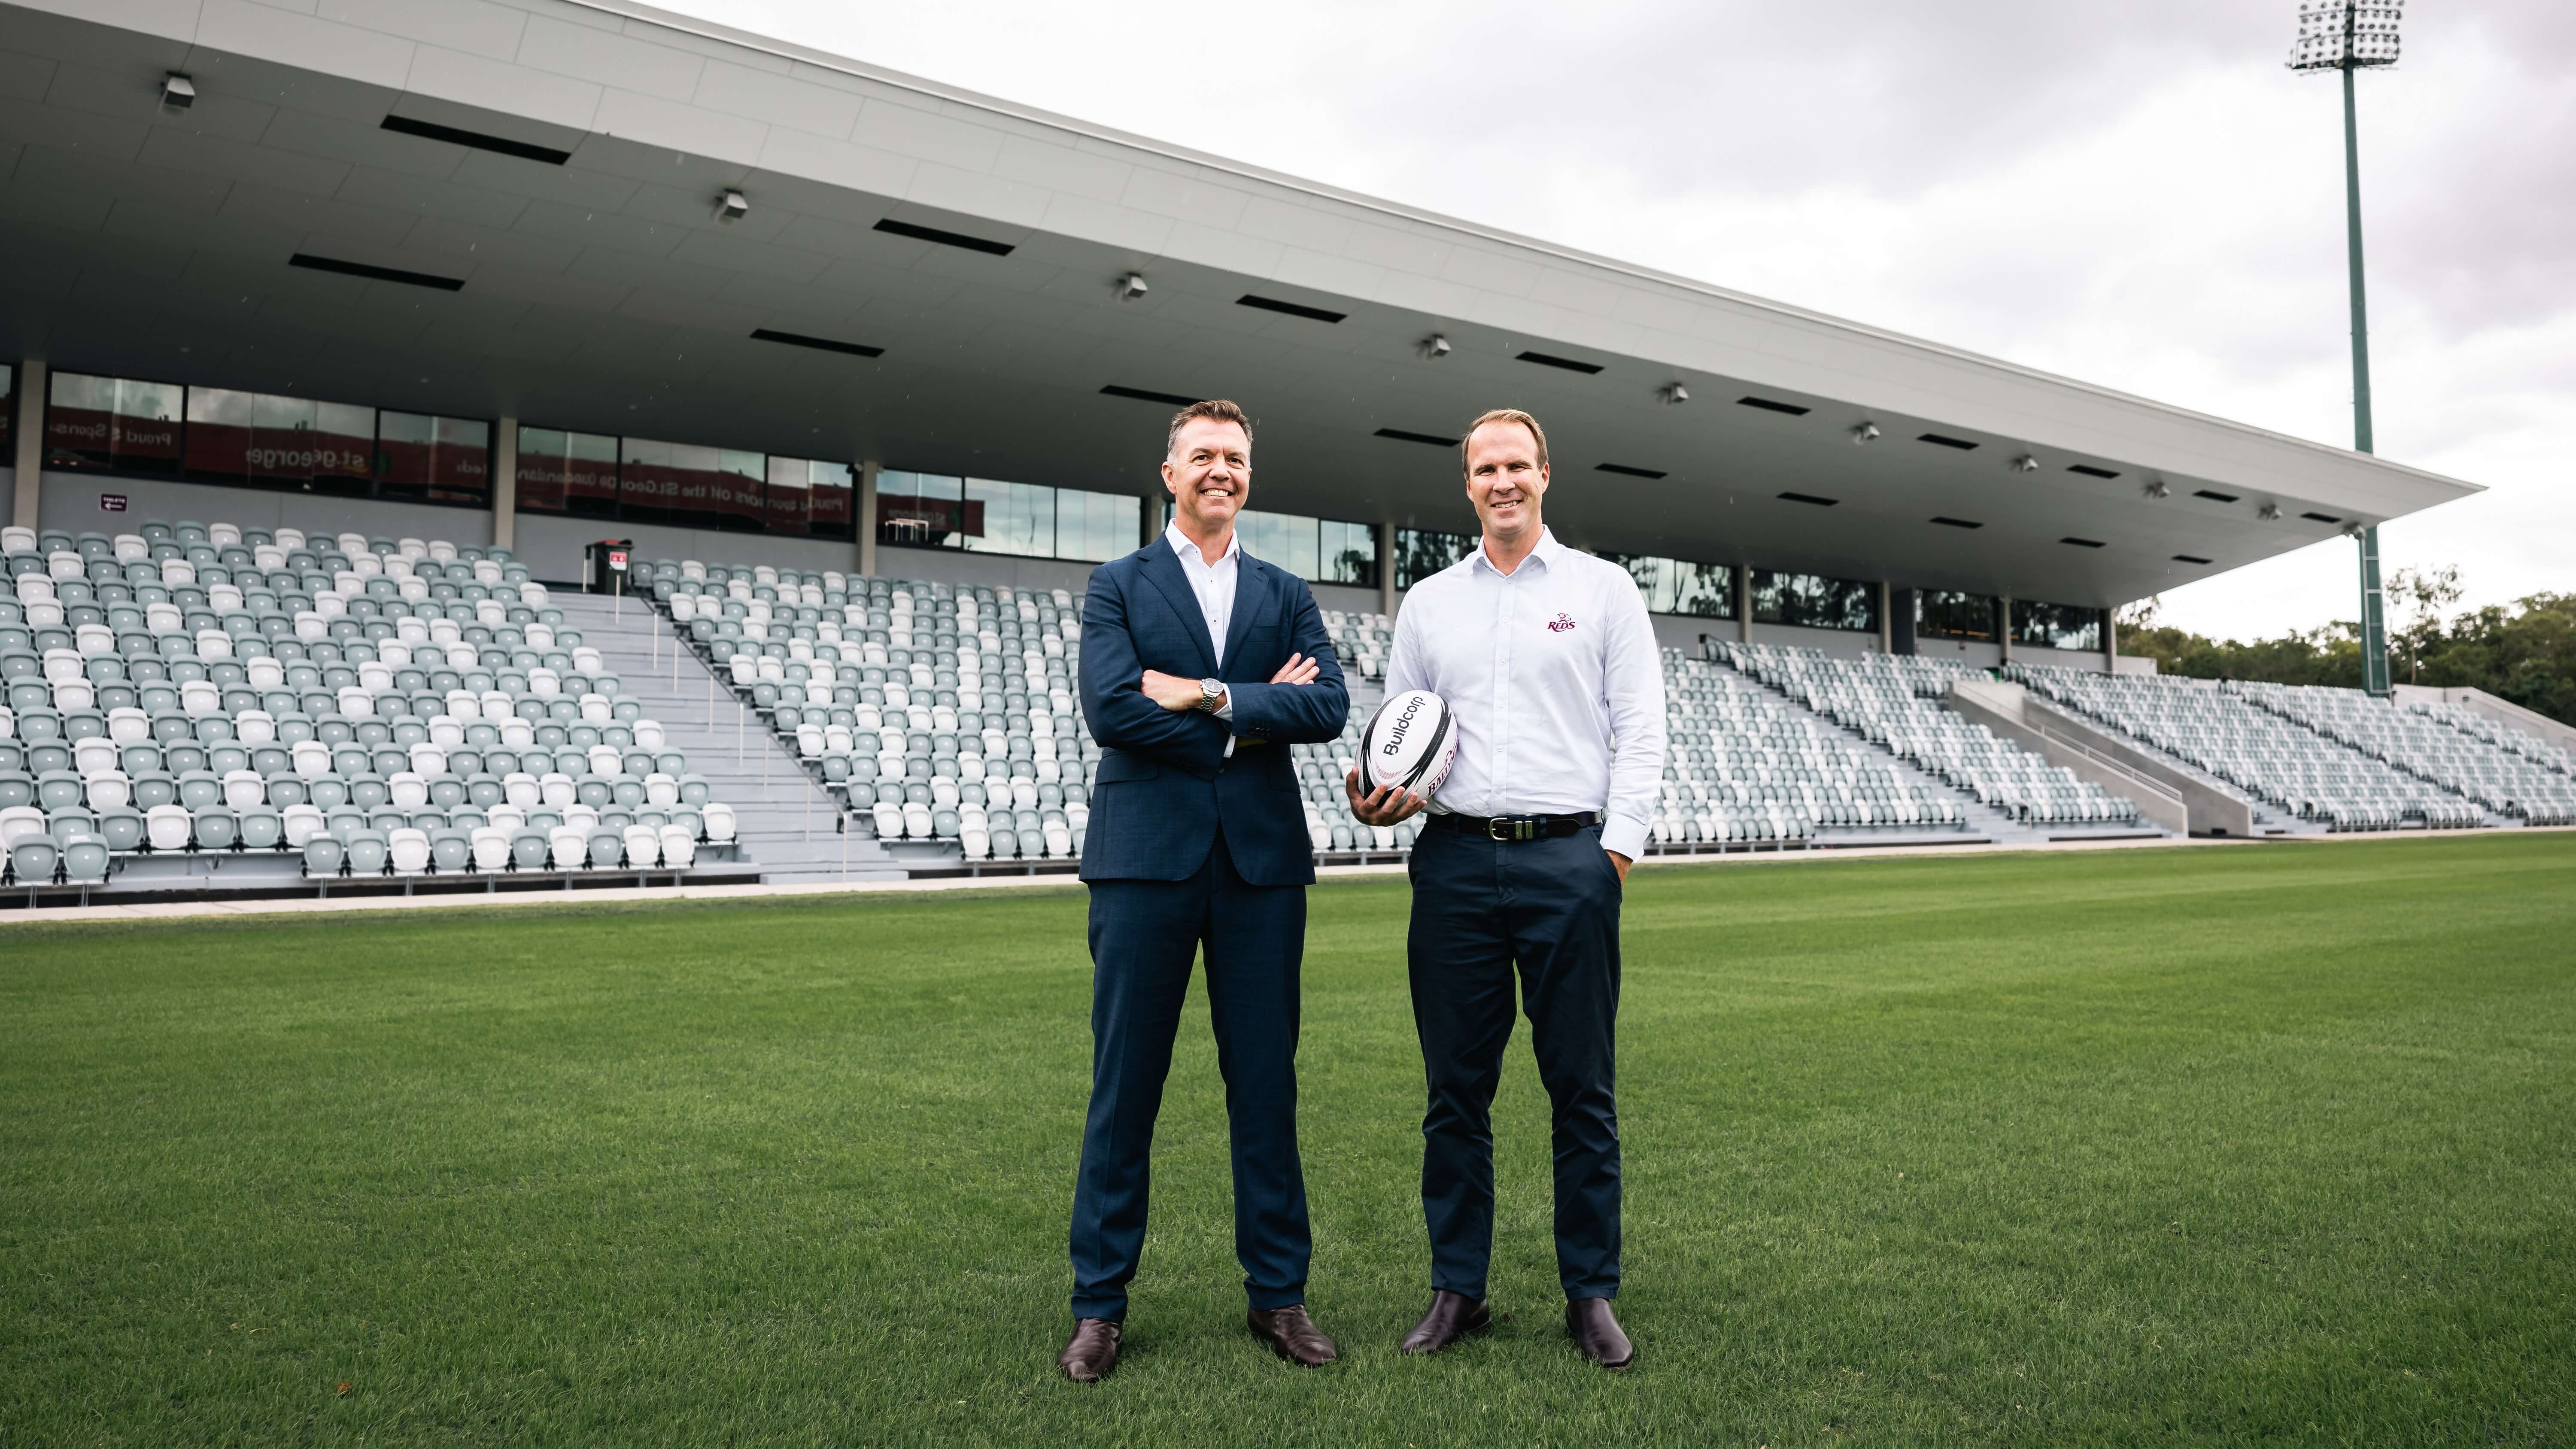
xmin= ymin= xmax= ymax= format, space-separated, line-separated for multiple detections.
xmin=1078 ymin=540 xmax=1349 ymax=887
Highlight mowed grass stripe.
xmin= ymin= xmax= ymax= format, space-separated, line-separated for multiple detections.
xmin=2 ymin=834 xmax=2569 ymax=1445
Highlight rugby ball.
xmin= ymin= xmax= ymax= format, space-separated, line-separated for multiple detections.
xmin=1358 ymin=689 xmax=1457 ymax=797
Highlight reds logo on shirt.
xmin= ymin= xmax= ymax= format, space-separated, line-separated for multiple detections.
xmin=1546 ymin=613 xmax=1577 ymax=633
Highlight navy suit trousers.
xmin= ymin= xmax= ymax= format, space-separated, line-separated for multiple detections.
xmin=1407 ymin=823 xmax=1624 ymax=1302
xmin=1069 ymin=828 xmax=1311 ymax=1321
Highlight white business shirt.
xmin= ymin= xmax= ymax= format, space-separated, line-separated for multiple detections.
xmin=1165 ymin=520 xmax=1238 ymax=744
xmin=1384 ymin=527 xmax=1667 ymax=860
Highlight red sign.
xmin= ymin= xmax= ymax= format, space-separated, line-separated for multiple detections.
xmin=608 ymin=550 xmax=628 ymax=571
xmin=100 ymin=493 xmax=128 ymax=512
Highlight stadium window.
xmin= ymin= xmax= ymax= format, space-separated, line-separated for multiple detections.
xmin=1057 ymin=489 xmax=1142 ymax=564
xmin=1916 ymin=589 xmax=2000 ymax=641
xmin=0 ymin=365 xmax=14 ymax=457
xmin=2011 ymin=599 xmax=2103 ymax=652
xmin=377 ymin=412 xmax=490 ymax=507
xmin=1320 ymin=519 xmax=1379 ymax=589
xmin=47 ymin=371 xmax=182 ymax=474
xmin=618 ymin=438 xmax=761 ymax=532
xmin=1395 ymin=528 xmax=1476 ymax=589
xmin=516 ymin=427 xmax=618 ymax=518
xmin=1599 ymin=553 xmax=1735 ymax=618
xmin=1238 ymin=510 xmax=1321 ymax=580
xmin=185 ymin=389 xmax=380 ymax=496
xmin=878 ymin=471 xmax=971 ymax=548
xmin=962 ymin=477 xmax=1057 ymax=558
xmin=1750 ymin=569 xmax=1878 ymax=632
xmin=765 ymin=457 xmax=855 ymax=540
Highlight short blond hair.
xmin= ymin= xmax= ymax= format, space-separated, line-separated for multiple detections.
xmin=1461 ymin=408 xmax=1548 ymax=474
xmin=1166 ymin=398 xmax=1254 ymax=457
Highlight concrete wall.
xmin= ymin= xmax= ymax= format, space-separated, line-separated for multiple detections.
xmin=2393 ymin=683 xmax=2576 ymax=754
xmin=1944 ymin=678 xmax=2190 ymax=835
xmin=1950 ymin=680 xmax=2256 ymax=837
xmin=1914 ymin=636 xmax=2005 ymax=671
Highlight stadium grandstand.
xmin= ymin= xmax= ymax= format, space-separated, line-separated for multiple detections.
xmin=0 ymin=0 xmax=2544 ymax=902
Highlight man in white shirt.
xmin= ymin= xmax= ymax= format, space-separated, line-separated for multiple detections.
xmin=1347 ymin=407 xmax=1666 ymax=1370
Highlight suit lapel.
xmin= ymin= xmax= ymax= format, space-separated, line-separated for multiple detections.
xmin=1222 ymin=555 xmax=1269 ymax=673
xmin=1136 ymin=538 xmax=1219 ymax=674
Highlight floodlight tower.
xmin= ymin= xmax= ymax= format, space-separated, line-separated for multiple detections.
xmin=2289 ymin=0 xmax=2403 ymax=696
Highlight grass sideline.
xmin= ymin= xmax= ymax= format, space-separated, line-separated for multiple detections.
xmin=4 ymin=835 xmax=2571 ymax=1445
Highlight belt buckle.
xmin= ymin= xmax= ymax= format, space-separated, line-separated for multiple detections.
xmin=1486 ymin=817 xmax=1513 ymax=842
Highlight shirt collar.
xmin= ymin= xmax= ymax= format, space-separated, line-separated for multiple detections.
xmin=1165 ymin=519 xmax=1242 ymax=568
xmin=1469 ymin=526 xmax=1562 ymax=577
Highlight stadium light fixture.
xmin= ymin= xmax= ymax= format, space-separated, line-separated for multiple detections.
xmin=1418 ymin=333 xmax=1452 ymax=361
xmin=2258 ymin=503 xmax=2284 ymax=522
xmin=160 ymin=73 xmax=194 ymax=110
xmin=2011 ymin=453 xmax=2040 ymax=473
xmin=713 ymin=188 xmax=749 ymax=224
xmin=2289 ymin=0 xmax=2403 ymax=695
xmin=1659 ymin=383 xmax=1689 ymax=406
xmin=2142 ymin=480 xmax=2172 ymax=500
xmin=1849 ymin=422 xmax=1880 ymax=446
xmin=1115 ymin=272 xmax=1149 ymax=303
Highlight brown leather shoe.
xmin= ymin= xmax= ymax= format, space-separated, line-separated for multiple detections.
xmin=1566 ymin=1297 xmax=1634 ymax=1370
xmin=1058 ymin=1318 xmax=1121 ymax=1382
xmin=1399 ymin=1289 xmax=1492 ymax=1355
xmin=1246 ymin=1303 xmax=1339 ymax=1366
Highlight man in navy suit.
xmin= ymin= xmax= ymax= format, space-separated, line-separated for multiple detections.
xmin=1057 ymin=399 xmax=1351 ymax=1382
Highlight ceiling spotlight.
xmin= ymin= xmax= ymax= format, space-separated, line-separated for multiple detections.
xmin=2011 ymin=453 xmax=2040 ymax=473
xmin=713 ymin=188 xmax=749 ymax=224
xmin=1418 ymin=333 xmax=1451 ymax=361
xmin=1850 ymin=422 xmax=1881 ymax=446
xmin=161 ymin=73 xmax=195 ymax=111
xmin=1115 ymin=272 xmax=1149 ymax=303
xmin=2258 ymin=503 xmax=2284 ymax=521
xmin=2142 ymin=480 xmax=2172 ymax=500
xmin=2342 ymin=520 xmax=2367 ymax=539
xmin=1659 ymin=383 xmax=1690 ymax=407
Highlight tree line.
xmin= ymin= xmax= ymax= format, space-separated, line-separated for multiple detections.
xmin=2114 ymin=568 xmax=2576 ymax=726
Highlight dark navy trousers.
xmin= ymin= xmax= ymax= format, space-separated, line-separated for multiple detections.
xmin=1069 ymin=829 xmax=1311 ymax=1321
xmin=1407 ymin=823 xmax=1623 ymax=1301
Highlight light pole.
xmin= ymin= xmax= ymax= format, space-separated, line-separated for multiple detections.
xmin=2289 ymin=0 xmax=2403 ymax=697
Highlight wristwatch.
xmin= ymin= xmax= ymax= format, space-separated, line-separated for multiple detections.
xmin=1197 ymin=677 xmax=1225 ymax=712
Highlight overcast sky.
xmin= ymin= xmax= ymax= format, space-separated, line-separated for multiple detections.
xmin=665 ymin=0 xmax=2572 ymax=641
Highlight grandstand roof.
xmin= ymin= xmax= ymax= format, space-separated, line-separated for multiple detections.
xmin=0 ymin=0 xmax=2480 ymax=607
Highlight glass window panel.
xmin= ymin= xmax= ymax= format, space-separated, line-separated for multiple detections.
xmin=313 ymin=401 xmax=377 ymax=489
xmin=2011 ymin=600 xmax=2102 ymax=652
xmin=250 ymin=392 xmax=318 ymax=491
xmin=1916 ymin=589 xmax=1999 ymax=641
xmin=46 ymin=371 xmax=117 ymax=468
xmin=375 ymin=409 xmax=437 ymax=501
xmin=516 ymin=428 xmax=568 ymax=515
xmin=0 ymin=365 xmax=11 ymax=458
xmin=1395 ymin=528 xmax=1475 ymax=590
xmin=1320 ymin=520 xmax=1379 ymax=589
xmin=807 ymin=460 xmax=854 ymax=541
xmin=1752 ymin=570 xmax=1877 ymax=632
xmin=709 ymin=448 xmax=763 ymax=531
xmin=878 ymin=472 xmax=969 ymax=549
xmin=429 ymin=416 xmax=491 ymax=506
xmin=1057 ymin=489 xmax=1138 ymax=564
xmin=963 ymin=477 xmax=1054 ymax=557
xmin=111 ymin=380 xmax=182 ymax=474
xmin=766 ymin=456 xmax=813 ymax=536
xmin=182 ymin=387 xmax=256 ymax=486
xmin=1672 ymin=561 xmax=1735 ymax=619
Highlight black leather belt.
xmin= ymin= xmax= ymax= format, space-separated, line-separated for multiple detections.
xmin=1428 ymin=811 xmax=1598 ymax=842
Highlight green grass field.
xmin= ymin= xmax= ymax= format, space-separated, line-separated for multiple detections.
xmin=5 ymin=835 xmax=2573 ymax=1446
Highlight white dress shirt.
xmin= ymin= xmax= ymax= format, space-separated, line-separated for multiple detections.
xmin=1384 ymin=527 xmax=1667 ymax=860
xmin=1165 ymin=520 xmax=1238 ymax=743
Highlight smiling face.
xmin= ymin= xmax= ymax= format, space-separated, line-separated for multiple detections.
xmin=1162 ymin=415 xmax=1252 ymax=538
xmin=1463 ymin=417 xmax=1550 ymax=545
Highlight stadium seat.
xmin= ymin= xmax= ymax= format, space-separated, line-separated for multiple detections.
xmin=387 ymin=828 xmax=431 ymax=875
xmin=145 ymin=804 xmax=192 ymax=851
xmin=301 ymin=833 xmax=344 ymax=878
xmin=510 ymin=828 xmax=550 ymax=871
xmin=548 ymin=824 xmax=589 ymax=869
xmin=12 ymin=835 xmax=59 ymax=887
xmin=469 ymin=827 xmax=512 ymax=872
xmin=345 ymin=831 xmax=389 ymax=876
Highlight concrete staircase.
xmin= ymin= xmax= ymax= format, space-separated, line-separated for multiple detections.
xmin=550 ymin=592 xmax=908 ymax=885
